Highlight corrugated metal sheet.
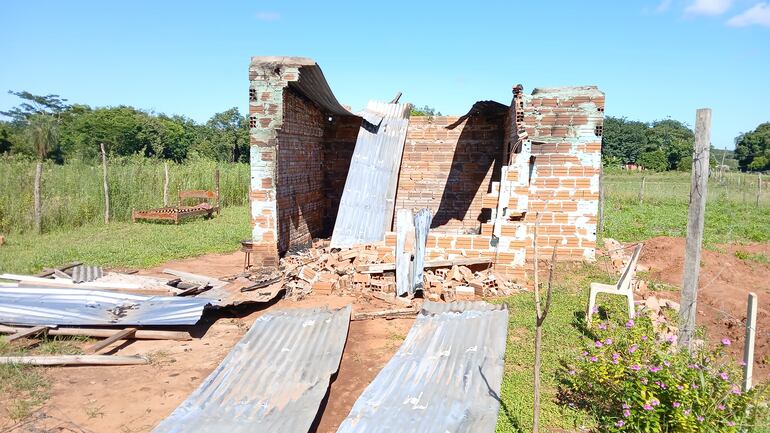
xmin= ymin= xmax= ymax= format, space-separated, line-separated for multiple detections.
xmin=70 ymin=265 xmax=103 ymax=283
xmin=0 ymin=287 xmax=210 ymax=326
xmin=337 ymin=301 xmax=509 ymax=433
xmin=330 ymin=101 xmax=411 ymax=248
xmin=152 ymin=305 xmax=352 ymax=433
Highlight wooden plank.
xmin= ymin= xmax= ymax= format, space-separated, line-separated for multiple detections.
xmin=0 ymin=355 xmax=147 ymax=366
xmin=679 ymin=108 xmax=711 ymax=350
xmin=34 ymin=261 xmax=83 ymax=278
xmin=6 ymin=326 xmax=48 ymax=342
xmin=352 ymin=308 xmax=417 ymax=321
xmin=357 ymin=257 xmax=492 ymax=274
xmin=101 ymin=142 xmax=110 ymax=224
xmin=85 ymin=328 xmax=137 ymax=354
xmin=743 ymin=292 xmax=758 ymax=392
xmin=179 ymin=190 xmax=217 ymax=199
xmin=0 ymin=325 xmax=191 ymax=341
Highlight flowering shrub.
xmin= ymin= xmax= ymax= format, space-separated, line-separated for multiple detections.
xmin=559 ymin=313 xmax=769 ymax=432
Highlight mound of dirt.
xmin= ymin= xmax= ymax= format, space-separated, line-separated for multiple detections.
xmin=638 ymin=236 xmax=770 ymax=379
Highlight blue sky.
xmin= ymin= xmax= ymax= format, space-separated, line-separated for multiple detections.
xmin=1 ymin=0 xmax=768 ymax=149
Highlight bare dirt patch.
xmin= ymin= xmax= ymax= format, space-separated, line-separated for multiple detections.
xmin=0 ymin=253 xmax=413 ymax=433
xmin=636 ymin=236 xmax=770 ymax=379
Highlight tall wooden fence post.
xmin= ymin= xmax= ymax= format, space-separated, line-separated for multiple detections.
xmin=33 ymin=162 xmax=43 ymax=234
xmin=638 ymin=176 xmax=646 ymax=204
xmin=100 ymin=143 xmax=110 ymax=224
xmin=679 ymin=108 xmax=711 ymax=350
xmin=757 ymin=173 xmax=762 ymax=207
xmin=215 ymin=166 xmax=221 ymax=212
xmin=163 ymin=162 xmax=170 ymax=206
xmin=742 ymin=292 xmax=758 ymax=392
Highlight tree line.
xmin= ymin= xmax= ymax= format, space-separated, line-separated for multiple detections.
xmin=602 ymin=115 xmax=769 ymax=172
xmin=0 ymin=91 xmax=248 ymax=163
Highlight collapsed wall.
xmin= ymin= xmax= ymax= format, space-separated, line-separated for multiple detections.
xmin=248 ymin=56 xmax=604 ymax=281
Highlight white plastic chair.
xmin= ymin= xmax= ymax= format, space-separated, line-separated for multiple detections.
xmin=587 ymin=243 xmax=643 ymax=325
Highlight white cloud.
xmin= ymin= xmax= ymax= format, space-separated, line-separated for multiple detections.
xmin=656 ymin=0 xmax=674 ymax=13
xmin=727 ymin=2 xmax=770 ymax=26
xmin=685 ymin=0 xmax=733 ymax=15
xmin=255 ymin=11 xmax=281 ymax=22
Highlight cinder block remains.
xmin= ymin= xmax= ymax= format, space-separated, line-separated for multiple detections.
xmin=248 ymin=56 xmax=603 ymax=281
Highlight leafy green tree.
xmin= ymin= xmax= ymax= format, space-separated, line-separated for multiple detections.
xmin=601 ymin=116 xmax=649 ymax=164
xmin=410 ymin=105 xmax=442 ymax=116
xmin=646 ymin=119 xmax=694 ymax=170
xmin=25 ymin=114 xmax=60 ymax=161
xmin=0 ymin=122 xmax=18 ymax=153
xmin=206 ymin=108 xmax=248 ymax=162
xmin=637 ymin=148 xmax=668 ymax=172
xmin=735 ymin=123 xmax=770 ymax=171
xmin=0 ymin=90 xmax=69 ymax=124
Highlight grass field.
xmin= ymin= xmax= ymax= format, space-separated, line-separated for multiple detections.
xmin=0 ymin=205 xmax=251 ymax=274
xmin=0 ymin=157 xmax=249 ymax=235
xmin=603 ymin=171 xmax=770 ymax=245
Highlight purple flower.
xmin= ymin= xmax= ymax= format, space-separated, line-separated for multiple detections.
xmin=590 ymin=356 xmax=598 ymax=362
xmin=642 ymin=335 xmax=648 ymax=341
xmin=677 ymin=385 xmax=684 ymax=391
xmin=649 ymin=365 xmax=662 ymax=373
xmin=592 ymin=306 xmax=599 ymax=313
xmin=623 ymin=409 xmax=631 ymax=417
xmin=622 ymin=403 xmax=630 ymax=409
xmin=731 ymin=386 xmax=742 ymax=395
xmin=650 ymin=398 xmax=660 ymax=407
xmin=628 ymin=344 xmax=638 ymax=354
xmin=667 ymin=334 xmax=676 ymax=343
xmin=643 ymin=404 xmax=653 ymax=411
xmin=605 ymin=338 xmax=613 ymax=345
xmin=663 ymin=360 xmax=670 ymax=367
xmin=727 ymin=421 xmax=735 ymax=427
xmin=582 ymin=351 xmax=589 ymax=356
xmin=595 ymin=340 xmax=604 ymax=348
xmin=672 ymin=402 xmax=681 ymax=408
xmin=630 ymin=364 xmax=641 ymax=371
xmin=692 ymin=384 xmax=699 ymax=389
xmin=598 ymin=323 xmax=607 ymax=330
xmin=626 ymin=319 xmax=634 ymax=328
xmin=568 ymin=369 xmax=576 ymax=375
xmin=722 ymin=338 xmax=732 ymax=346
xmin=684 ymin=409 xmax=691 ymax=415
xmin=697 ymin=416 xmax=705 ymax=422
xmin=720 ymin=372 xmax=729 ymax=381
xmin=718 ymin=404 xmax=725 ymax=410
xmin=616 ymin=420 xmax=625 ymax=427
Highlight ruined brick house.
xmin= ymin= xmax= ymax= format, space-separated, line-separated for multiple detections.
xmin=248 ymin=56 xmax=603 ymax=281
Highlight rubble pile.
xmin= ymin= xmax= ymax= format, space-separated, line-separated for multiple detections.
xmin=235 ymin=239 xmax=525 ymax=303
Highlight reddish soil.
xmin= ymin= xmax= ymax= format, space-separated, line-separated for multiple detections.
xmin=0 ymin=252 xmax=413 ymax=433
xmin=637 ymin=236 xmax=770 ymax=379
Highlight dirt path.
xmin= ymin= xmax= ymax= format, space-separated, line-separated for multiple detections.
xmin=637 ymin=236 xmax=770 ymax=379
xmin=1 ymin=253 xmax=413 ymax=433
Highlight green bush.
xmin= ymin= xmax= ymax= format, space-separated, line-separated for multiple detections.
xmin=559 ymin=313 xmax=769 ymax=432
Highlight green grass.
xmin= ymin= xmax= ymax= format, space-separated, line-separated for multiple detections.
xmin=0 ymin=156 xmax=250 ymax=235
xmin=735 ymin=250 xmax=770 ymax=264
xmin=495 ymin=260 xmax=621 ymax=432
xmin=0 ymin=205 xmax=251 ymax=274
xmin=603 ymin=172 xmax=770 ymax=245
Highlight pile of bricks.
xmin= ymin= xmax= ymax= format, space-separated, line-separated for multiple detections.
xmin=240 ymin=239 xmax=524 ymax=302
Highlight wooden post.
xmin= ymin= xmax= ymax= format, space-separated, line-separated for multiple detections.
xmin=33 ymin=162 xmax=42 ymax=234
xmin=163 ymin=162 xmax=170 ymax=206
xmin=598 ymin=165 xmax=605 ymax=236
xmin=532 ymin=213 xmax=555 ymax=433
xmin=215 ymin=166 xmax=221 ymax=214
xmin=100 ymin=143 xmax=110 ymax=224
xmin=638 ymin=175 xmax=646 ymax=204
xmin=742 ymin=292 xmax=757 ymax=392
xmin=757 ymin=173 xmax=762 ymax=207
xmin=679 ymin=108 xmax=711 ymax=350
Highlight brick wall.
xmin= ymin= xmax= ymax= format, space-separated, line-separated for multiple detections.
xmin=275 ymin=88 xmax=327 ymax=252
xmin=323 ymin=115 xmax=361 ymax=234
xmin=395 ymin=114 xmax=504 ymax=233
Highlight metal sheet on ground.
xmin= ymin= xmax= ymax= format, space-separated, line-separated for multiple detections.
xmin=151 ymin=305 xmax=352 ymax=433
xmin=0 ymin=287 xmax=210 ymax=326
xmin=336 ymin=301 xmax=509 ymax=433
xmin=330 ymin=100 xmax=411 ymax=248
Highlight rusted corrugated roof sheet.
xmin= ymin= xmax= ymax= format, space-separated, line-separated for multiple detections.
xmin=336 ymin=301 xmax=508 ymax=433
xmin=152 ymin=305 xmax=352 ymax=433
xmin=330 ymin=100 xmax=411 ymax=248
xmin=250 ymin=56 xmax=354 ymax=117
xmin=0 ymin=287 xmax=210 ymax=326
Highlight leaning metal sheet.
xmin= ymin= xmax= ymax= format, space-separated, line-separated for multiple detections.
xmin=151 ymin=305 xmax=352 ymax=433
xmin=336 ymin=301 xmax=509 ymax=433
xmin=330 ymin=100 xmax=411 ymax=248
xmin=0 ymin=286 xmax=210 ymax=326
